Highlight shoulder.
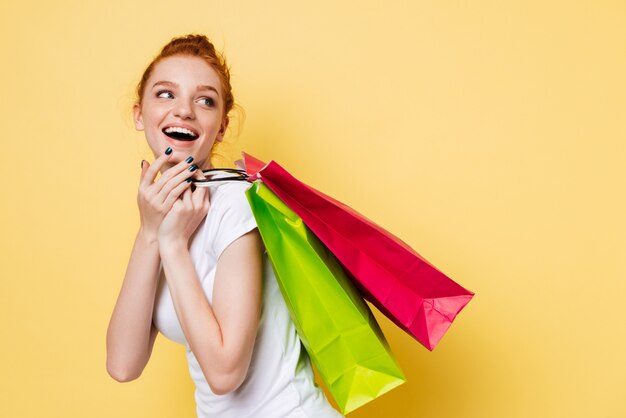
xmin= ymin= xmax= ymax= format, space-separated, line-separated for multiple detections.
xmin=209 ymin=181 xmax=253 ymax=216
xmin=206 ymin=181 xmax=257 ymax=259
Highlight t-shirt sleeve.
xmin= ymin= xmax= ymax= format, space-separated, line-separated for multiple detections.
xmin=210 ymin=183 xmax=258 ymax=261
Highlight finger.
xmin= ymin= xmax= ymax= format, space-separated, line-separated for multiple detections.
xmin=139 ymin=159 xmax=152 ymax=184
xmin=192 ymin=166 xmax=206 ymax=187
xmin=155 ymin=159 xmax=198 ymax=205
xmin=182 ymin=184 xmax=193 ymax=206
xmin=191 ymin=179 xmax=208 ymax=207
xmin=140 ymin=149 xmax=175 ymax=188
xmin=170 ymin=198 xmax=183 ymax=213
xmin=155 ymin=155 xmax=197 ymax=190
xmin=156 ymin=159 xmax=204 ymax=211
xmin=161 ymin=178 xmax=192 ymax=212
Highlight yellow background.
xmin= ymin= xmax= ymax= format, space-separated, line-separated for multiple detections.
xmin=1 ymin=1 xmax=624 ymax=417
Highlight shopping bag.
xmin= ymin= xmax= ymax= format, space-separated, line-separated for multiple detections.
xmin=246 ymin=181 xmax=406 ymax=415
xmin=244 ymin=153 xmax=474 ymax=351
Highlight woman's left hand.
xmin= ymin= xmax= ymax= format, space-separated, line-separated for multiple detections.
xmin=158 ymin=170 xmax=210 ymax=248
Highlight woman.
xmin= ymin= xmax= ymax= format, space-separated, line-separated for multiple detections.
xmin=106 ymin=34 xmax=342 ymax=418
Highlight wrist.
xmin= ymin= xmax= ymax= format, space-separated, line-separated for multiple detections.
xmin=158 ymin=238 xmax=188 ymax=257
xmin=137 ymin=227 xmax=159 ymax=246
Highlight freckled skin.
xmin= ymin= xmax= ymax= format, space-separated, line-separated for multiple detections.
xmin=133 ymin=55 xmax=229 ymax=174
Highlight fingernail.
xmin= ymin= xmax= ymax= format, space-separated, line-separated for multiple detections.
xmin=165 ymin=147 xmax=172 ymax=155
xmin=140 ymin=159 xmax=145 ymax=169
xmin=186 ymin=177 xmax=193 ymax=183
xmin=188 ymin=164 xmax=198 ymax=172
xmin=186 ymin=156 xmax=194 ymax=164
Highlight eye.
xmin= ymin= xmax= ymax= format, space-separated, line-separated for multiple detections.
xmin=156 ymin=90 xmax=174 ymax=99
xmin=199 ymin=97 xmax=215 ymax=107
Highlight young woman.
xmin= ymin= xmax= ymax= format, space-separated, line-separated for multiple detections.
xmin=106 ymin=34 xmax=342 ymax=418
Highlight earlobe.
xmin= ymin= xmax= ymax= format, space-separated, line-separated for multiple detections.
xmin=216 ymin=116 xmax=229 ymax=142
xmin=133 ymin=103 xmax=144 ymax=131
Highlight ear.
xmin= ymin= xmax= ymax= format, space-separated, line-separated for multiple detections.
xmin=216 ymin=116 xmax=229 ymax=142
xmin=133 ymin=103 xmax=145 ymax=131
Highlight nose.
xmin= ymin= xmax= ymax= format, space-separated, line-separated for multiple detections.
xmin=173 ymin=99 xmax=195 ymax=119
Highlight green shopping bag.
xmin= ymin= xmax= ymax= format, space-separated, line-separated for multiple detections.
xmin=246 ymin=182 xmax=406 ymax=414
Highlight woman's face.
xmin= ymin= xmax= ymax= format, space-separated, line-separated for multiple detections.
xmin=133 ymin=54 xmax=228 ymax=172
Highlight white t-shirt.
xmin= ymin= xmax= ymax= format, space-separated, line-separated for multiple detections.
xmin=153 ymin=180 xmax=343 ymax=418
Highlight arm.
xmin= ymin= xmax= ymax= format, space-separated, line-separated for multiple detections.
xmin=159 ymin=229 xmax=263 ymax=395
xmin=106 ymin=149 xmax=200 ymax=382
xmin=106 ymin=228 xmax=161 ymax=382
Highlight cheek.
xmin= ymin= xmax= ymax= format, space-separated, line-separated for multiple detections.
xmin=143 ymin=104 xmax=167 ymax=122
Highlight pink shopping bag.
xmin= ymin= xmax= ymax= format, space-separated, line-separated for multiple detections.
xmin=243 ymin=153 xmax=474 ymax=351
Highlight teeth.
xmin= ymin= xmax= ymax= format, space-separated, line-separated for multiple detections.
xmin=164 ymin=126 xmax=198 ymax=137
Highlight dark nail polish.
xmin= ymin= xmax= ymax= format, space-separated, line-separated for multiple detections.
xmin=165 ymin=147 xmax=172 ymax=155
xmin=140 ymin=160 xmax=145 ymax=169
xmin=188 ymin=164 xmax=198 ymax=172
xmin=186 ymin=156 xmax=194 ymax=164
xmin=186 ymin=177 xmax=193 ymax=183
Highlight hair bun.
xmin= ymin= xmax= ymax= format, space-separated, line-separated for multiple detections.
xmin=134 ymin=33 xmax=234 ymax=117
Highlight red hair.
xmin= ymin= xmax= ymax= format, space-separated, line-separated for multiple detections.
xmin=135 ymin=34 xmax=234 ymax=117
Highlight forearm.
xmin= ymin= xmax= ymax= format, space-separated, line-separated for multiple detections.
xmin=158 ymin=241 xmax=237 ymax=392
xmin=106 ymin=228 xmax=161 ymax=380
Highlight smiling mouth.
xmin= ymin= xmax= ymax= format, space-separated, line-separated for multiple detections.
xmin=162 ymin=128 xmax=199 ymax=141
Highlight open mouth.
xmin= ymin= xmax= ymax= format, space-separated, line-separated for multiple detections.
xmin=162 ymin=127 xmax=199 ymax=141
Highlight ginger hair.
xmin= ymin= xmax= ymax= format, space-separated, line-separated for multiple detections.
xmin=134 ymin=33 xmax=234 ymax=117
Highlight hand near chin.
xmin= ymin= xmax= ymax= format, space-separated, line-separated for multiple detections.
xmin=138 ymin=151 xmax=200 ymax=241
xmin=157 ymin=169 xmax=210 ymax=250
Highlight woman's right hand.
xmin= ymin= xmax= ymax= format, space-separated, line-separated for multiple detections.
xmin=137 ymin=149 xmax=198 ymax=239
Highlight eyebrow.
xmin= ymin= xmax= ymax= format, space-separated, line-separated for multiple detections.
xmin=151 ymin=80 xmax=220 ymax=96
